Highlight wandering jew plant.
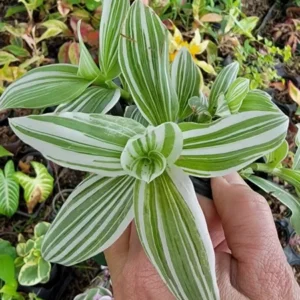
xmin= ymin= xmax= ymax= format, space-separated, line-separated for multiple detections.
xmin=0 ymin=0 xmax=289 ymax=299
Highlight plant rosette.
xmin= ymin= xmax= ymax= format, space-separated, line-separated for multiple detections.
xmin=15 ymin=222 xmax=51 ymax=286
xmin=0 ymin=1 xmax=289 ymax=299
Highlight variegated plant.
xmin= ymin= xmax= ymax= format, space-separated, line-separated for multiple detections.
xmin=0 ymin=1 xmax=289 ymax=299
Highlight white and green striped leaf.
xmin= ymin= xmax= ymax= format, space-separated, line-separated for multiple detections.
xmin=134 ymin=166 xmax=219 ymax=300
xmin=119 ymin=0 xmax=178 ymax=126
xmin=99 ymin=0 xmax=130 ymax=79
xmin=176 ymin=111 xmax=289 ymax=177
xmin=74 ymin=287 xmax=113 ymax=300
xmin=14 ymin=162 xmax=54 ymax=206
xmin=188 ymin=93 xmax=212 ymax=123
xmin=293 ymin=125 xmax=300 ymax=170
xmin=0 ymin=160 xmax=19 ymax=217
xmin=124 ymin=105 xmax=149 ymax=127
xmin=0 ymin=64 xmax=91 ymax=109
xmin=77 ymin=21 xmax=102 ymax=81
xmin=42 ymin=175 xmax=135 ymax=266
xmin=239 ymin=90 xmax=279 ymax=113
xmin=225 ymin=78 xmax=249 ymax=113
xmin=56 ymin=86 xmax=120 ymax=113
xmin=248 ymin=175 xmax=300 ymax=235
xmin=121 ymin=122 xmax=183 ymax=182
xmin=10 ymin=113 xmax=145 ymax=176
xmin=208 ymin=62 xmax=239 ymax=115
xmin=171 ymin=47 xmax=201 ymax=119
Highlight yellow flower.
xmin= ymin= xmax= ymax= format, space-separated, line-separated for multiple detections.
xmin=169 ymin=26 xmax=216 ymax=75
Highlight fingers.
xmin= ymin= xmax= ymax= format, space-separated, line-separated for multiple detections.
xmin=211 ymin=173 xmax=282 ymax=262
xmin=211 ymin=173 xmax=296 ymax=299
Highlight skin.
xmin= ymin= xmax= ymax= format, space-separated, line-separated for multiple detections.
xmin=104 ymin=173 xmax=300 ymax=300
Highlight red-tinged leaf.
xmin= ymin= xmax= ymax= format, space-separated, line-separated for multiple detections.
xmin=86 ymin=31 xmax=99 ymax=47
xmin=57 ymin=0 xmax=72 ymax=17
xmin=58 ymin=41 xmax=71 ymax=63
xmin=68 ymin=42 xmax=80 ymax=65
xmin=200 ymin=13 xmax=223 ymax=23
xmin=289 ymin=81 xmax=300 ymax=105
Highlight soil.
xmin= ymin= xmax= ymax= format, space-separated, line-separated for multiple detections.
xmin=242 ymin=0 xmax=275 ymax=19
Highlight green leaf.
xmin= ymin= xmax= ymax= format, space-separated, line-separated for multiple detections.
xmin=134 ymin=166 xmax=219 ymax=299
xmin=265 ymin=140 xmax=288 ymax=168
xmin=99 ymin=0 xmax=130 ymax=79
xmin=0 ymin=64 xmax=91 ymax=109
xmin=34 ymin=222 xmax=50 ymax=239
xmin=192 ymin=0 xmax=207 ymax=20
xmin=124 ymin=105 xmax=149 ymax=127
xmin=2 ymin=45 xmax=30 ymax=58
xmin=16 ymin=240 xmax=34 ymax=257
xmin=77 ymin=21 xmax=101 ymax=81
xmin=176 ymin=111 xmax=288 ymax=177
xmin=234 ymin=16 xmax=259 ymax=37
xmin=0 ymin=146 xmax=12 ymax=158
xmin=42 ymin=174 xmax=135 ymax=265
xmin=171 ymin=47 xmax=201 ymax=119
xmin=0 ymin=255 xmax=17 ymax=288
xmin=37 ymin=258 xmax=51 ymax=282
xmin=35 ymin=20 xmax=69 ymax=44
xmin=10 ymin=113 xmax=145 ymax=176
xmin=5 ymin=6 xmax=27 ymax=18
xmin=56 ymin=86 xmax=120 ymax=113
xmin=188 ymin=93 xmax=212 ymax=123
xmin=0 ymin=161 xmax=19 ymax=217
xmin=0 ymin=51 xmax=19 ymax=66
xmin=18 ymin=263 xmax=39 ymax=286
xmin=248 ymin=175 xmax=300 ymax=235
xmin=208 ymin=62 xmax=239 ymax=115
xmin=14 ymin=162 xmax=54 ymax=213
xmin=225 ymin=78 xmax=249 ymax=113
xmin=274 ymin=168 xmax=300 ymax=191
xmin=119 ymin=0 xmax=178 ymax=126
xmin=121 ymin=122 xmax=183 ymax=182
xmin=239 ymin=90 xmax=279 ymax=113
xmin=0 ymin=239 xmax=16 ymax=259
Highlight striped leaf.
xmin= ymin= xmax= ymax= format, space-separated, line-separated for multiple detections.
xmin=42 ymin=175 xmax=135 ymax=265
xmin=0 ymin=161 xmax=19 ymax=217
xmin=188 ymin=93 xmax=212 ymax=123
xmin=56 ymin=86 xmax=120 ymax=113
xmin=239 ymin=90 xmax=279 ymax=113
xmin=171 ymin=47 xmax=201 ymax=119
xmin=119 ymin=0 xmax=178 ymax=126
xmin=14 ymin=162 xmax=54 ymax=213
xmin=77 ymin=21 xmax=102 ymax=81
xmin=124 ymin=105 xmax=149 ymax=127
xmin=176 ymin=111 xmax=289 ymax=177
xmin=134 ymin=167 xmax=219 ymax=300
xmin=225 ymin=78 xmax=249 ymax=113
xmin=10 ymin=113 xmax=145 ymax=176
xmin=121 ymin=122 xmax=183 ymax=182
xmin=208 ymin=62 xmax=239 ymax=115
xmin=248 ymin=175 xmax=300 ymax=235
xmin=99 ymin=0 xmax=130 ymax=79
xmin=0 ymin=64 xmax=91 ymax=109
xmin=294 ymin=125 xmax=300 ymax=170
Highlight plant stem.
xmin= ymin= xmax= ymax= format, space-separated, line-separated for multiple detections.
xmin=249 ymin=163 xmax=299 ymax=189
xmin=106 ymin=81 xmax=131 ymax=101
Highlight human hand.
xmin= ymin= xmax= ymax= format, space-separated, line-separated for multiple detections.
xmin=104 ymin=173 xmax=300 ymax=300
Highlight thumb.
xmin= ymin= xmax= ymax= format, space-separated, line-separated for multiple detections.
xmin=211 ymin=173 xmax=296 ymax=299
xmin=211 ymin=173 xmax=282 ymax=263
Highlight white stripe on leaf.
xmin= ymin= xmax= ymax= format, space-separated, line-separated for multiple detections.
xmin=134 ymin=166 xmax=219 ymax=300
xmin=42 ymin=175 xmax=135 ymax=265
xmin=99 ymin=0 xmax=130 ymax=79
xmin=177 ymin=111 xmax=289 ymax=177
xmin=119 ymin=0 xmax=178 ymax=126
xmin=0 ymin=64 xmax=91 ymax=109
xmin=56 ymin=86 xmax=120 ymax=114
xmin=10 ymin=113 xmax=145 ymax=176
